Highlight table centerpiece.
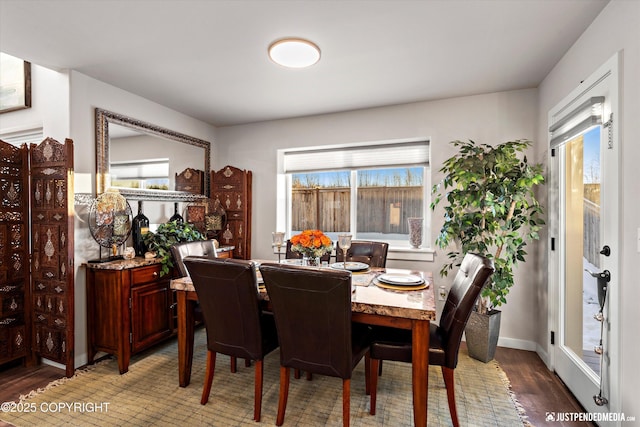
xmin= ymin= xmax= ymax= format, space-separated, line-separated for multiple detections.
xmin=290 ymin=229 xmax=333 ymax=266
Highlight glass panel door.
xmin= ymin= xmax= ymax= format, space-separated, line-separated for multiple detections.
xmin=562 ymin=127 xmax=602 ymax=378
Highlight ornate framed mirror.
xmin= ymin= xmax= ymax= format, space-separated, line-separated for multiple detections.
xmin=95 ymin=108 xmax=210 ymax=201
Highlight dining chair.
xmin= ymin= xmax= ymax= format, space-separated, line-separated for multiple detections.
xmin=368 ymin=252 xmax=494 ymax=427
xmin=259 ymin=263 xmax=372 ymax=427
xmin=335 ymin=240 xmax=389 ymax=267
xmin=183 ymin=257 xmax=279 ymax=422
xmin=170 ymin=240 xmax=218 ymax=278
xmin=284 ymin=239 xmax=331 ymax=262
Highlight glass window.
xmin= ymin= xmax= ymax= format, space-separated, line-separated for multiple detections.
xmin=110 ymin=159 xmax=170 ymax=190
xmin=290 ymin=166 xmax=424 ymax=246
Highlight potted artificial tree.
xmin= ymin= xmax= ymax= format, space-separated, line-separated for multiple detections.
xmin=431 ymin=139 xmax=545 ymax=362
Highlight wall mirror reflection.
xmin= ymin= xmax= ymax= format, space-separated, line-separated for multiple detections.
xmin=95 ymin=108 xmax=211 ymax=202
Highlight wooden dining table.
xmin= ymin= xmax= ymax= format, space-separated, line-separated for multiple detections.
xmin=170 ymin=263 xmax=436 ymax=427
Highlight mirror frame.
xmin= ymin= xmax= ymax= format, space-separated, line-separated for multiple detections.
xmin=95 ymin=108 xmax=210 ymax=201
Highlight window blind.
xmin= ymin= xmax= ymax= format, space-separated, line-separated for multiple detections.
xmin=282 ymin=139 xmax=429 ymax=173
xmin=549 ymin=97 xmax=604 ymax=148
xmin=110 ymin=159 xmax=169 ymax=180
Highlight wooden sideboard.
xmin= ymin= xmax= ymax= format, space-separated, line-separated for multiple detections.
xmin=86 ymin=258 xmax=173 ymax=374
xmin=85 ymin=244 xmax=232 ymax=374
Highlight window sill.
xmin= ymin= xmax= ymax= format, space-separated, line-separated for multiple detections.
xmin=273 ymin=246 xmax=436 ymax=262
xmin=388 ymin=247 xmax=435 ymax=262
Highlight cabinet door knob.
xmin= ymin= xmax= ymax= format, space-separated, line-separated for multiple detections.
xmin=153 ymin=271 xmax=158 ymax=277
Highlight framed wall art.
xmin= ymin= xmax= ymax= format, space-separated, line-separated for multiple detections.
xmin=0 ymin=53 xmax=32 ymax=114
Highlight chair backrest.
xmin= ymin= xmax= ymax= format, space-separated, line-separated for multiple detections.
xmin=285 ymin=239 xmax=331 ymax=262
xmin=438 ymin=253 xmax=494 ymax=368
xmin=171 ymin=240 xmax=217 ymax=277
xmin=183 ymin=257 xmax=266 ymax=360
xmin=335 ymin=240 xmax=389 ymax=267
xmin=259 ymin=263 xmax=354 ymax=379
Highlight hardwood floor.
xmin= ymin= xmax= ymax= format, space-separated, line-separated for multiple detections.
xmin=1 ymin=346 xmax=596 ymax=426
xmin=494 ymin=346 xmax=596 ymax=427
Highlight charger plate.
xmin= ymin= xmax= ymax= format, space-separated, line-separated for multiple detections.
xmin=375 ymin=280 xmax=428 ymax=291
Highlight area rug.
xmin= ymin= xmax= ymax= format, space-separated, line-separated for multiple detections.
xmin=2 ymin=329 xmax=528 ymax=426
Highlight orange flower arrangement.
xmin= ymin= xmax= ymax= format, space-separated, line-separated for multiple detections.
xmin=290 ymin=229 xmax=333 ymax=259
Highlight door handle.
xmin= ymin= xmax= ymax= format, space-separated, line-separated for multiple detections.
xmin=585 ymin=268 xmax=610 ymax=282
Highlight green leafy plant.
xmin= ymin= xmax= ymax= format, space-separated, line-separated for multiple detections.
xmin=143 ymin=220 xmax=204 ymax=276
xmin=431 ymin=139 xmax=545 ymax=314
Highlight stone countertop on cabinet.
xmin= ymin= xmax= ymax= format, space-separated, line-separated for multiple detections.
xmin=84 ymin=257 xmax=162 ymax=270
xmin=84 ymin=245 xmax=234 ymax=270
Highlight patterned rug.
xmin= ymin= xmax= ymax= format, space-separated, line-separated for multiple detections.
xmin=2 ymin=328 xmax=528 ymax=426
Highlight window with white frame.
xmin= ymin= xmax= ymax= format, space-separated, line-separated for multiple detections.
xmin=109 ymin=158 xmax=170 ymax=190
xmin=279 ymin=138 xmax=430 ymax=248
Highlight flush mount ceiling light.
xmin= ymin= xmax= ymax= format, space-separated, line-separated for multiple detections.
xmin=268 ymin=38 xmax=321 ymax=68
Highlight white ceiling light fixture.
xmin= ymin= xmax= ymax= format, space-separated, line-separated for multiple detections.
xmin=268 ymin=38 xmax=321 ymax=69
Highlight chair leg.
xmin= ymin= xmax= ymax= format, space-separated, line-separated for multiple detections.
xmin=442 ymin=366 xmax=459 ymax=427
xmin=306 ymin=371 xmax=313 ymax=381
xmin=342 ymin=378 xmax=351 ymax=427
xmin=364 ymin=352 xmax=371 ymax=395
xmin=378 ymin=360 xmax=383 ymax=376
xmin=230 ymin=356 xmax=237 ymax=373
xmin=369 ymin=358 xmax=379 ymax=415
xmin=294 ymin=368 xmax=301 ymax=379
xmin=254 ymin=359 xmax=263 ymax=422
xmin=276 ymin=366 xmax=290 ymax=426
xmin=245 ymin=358 xmax=251 ymax=367
xmin=201 ymin=351 xmax=216 ymax=405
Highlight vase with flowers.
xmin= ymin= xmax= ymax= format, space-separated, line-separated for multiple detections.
xmin=290 ymin=229 xmax=333 ymax=266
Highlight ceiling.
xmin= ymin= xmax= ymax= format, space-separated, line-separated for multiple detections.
xmin=0 ymin=0 xmax=608 ymax=127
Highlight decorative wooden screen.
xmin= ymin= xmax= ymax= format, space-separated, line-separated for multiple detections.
xmin=0 ymin=140 xmax=31 ymax=367
xmin=211 ymin=165 xmax=252 ymax=259
xmin=175 ymin=167 xmax=204 ymax=194
xmin=29 ymin=137 xmax=75 ymax=377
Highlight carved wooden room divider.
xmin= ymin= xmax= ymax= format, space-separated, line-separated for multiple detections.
xmin=0 ymin=137 xmax=75 ymax=377
xmin=0 ymin=141 xmax=31 ymax=368
xmin=210 ymin=165 xmax=252 ymax=259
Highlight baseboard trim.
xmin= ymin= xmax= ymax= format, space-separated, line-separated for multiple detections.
xmin=496 ymin=337 xmax=537 ymax=351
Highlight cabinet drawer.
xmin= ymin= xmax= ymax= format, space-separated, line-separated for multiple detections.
xmin=131 ymin=264 xmax=162 ymax=285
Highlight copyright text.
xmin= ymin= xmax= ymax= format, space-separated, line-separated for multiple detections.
xmin=1 ymin=401 xmax=110 ymax=413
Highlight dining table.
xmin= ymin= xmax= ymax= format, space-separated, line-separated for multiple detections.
xmin=170 ymin=261 xmax=436 ymax=427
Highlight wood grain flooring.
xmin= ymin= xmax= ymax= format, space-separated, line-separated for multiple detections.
xmin=494 ymin=346 xmax=596 ymax=427
xmin=1 ymin=345 xmax=596 ymax=426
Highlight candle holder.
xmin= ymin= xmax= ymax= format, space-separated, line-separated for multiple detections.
xmin=272 ymin=231 xmax=285 ymax=263
xmin=337 ymin=233 xmax=352 ymax=270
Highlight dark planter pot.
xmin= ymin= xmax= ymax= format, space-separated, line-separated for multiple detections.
xmin=465 ymin=309 xmax=501 ymax=363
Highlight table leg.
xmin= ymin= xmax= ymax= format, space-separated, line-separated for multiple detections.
xmin=178 ymin=290 xmax=195 ymax=387
xmin=412 ymin=319 xmax=429 ymax=427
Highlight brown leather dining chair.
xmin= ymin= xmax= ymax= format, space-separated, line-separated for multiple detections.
xmin=172 ymin=240 xmax=253 ymax=371
xmin=259 ymin=263 xmax=372 ymax=427
xmin=335 ymin=240 xmax=389 ymax=267
xmin=368 ymin=252 xmax=494 ymax=427
xmin=170 ymin=240 xmax=218 ymax=278
xmin=183 ymin=257 xmax=279 ymax=422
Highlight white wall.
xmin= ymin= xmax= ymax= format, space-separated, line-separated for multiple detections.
xmin=537 ymin=0 xmax=639 ymax=418
xmin=216 ymin=88 xmax=541 ymax=348
xmin=0 ymin=63 xmax=69 ymax=140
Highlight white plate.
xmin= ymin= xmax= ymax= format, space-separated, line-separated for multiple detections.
xmin=330 ymin=261 xmax=369 ymax=272
xmin=378 ymin=273 xmax=424 ymax=286
xmin=279 ymin=259 xmax=302 ymax=265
